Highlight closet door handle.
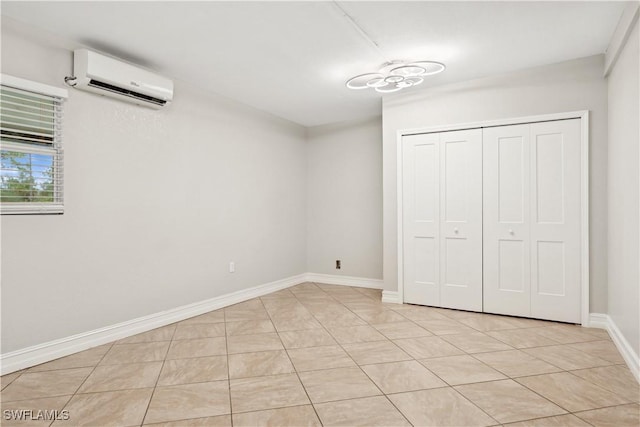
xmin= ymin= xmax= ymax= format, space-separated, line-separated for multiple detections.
xmin=509 ymin=229 xmax=514 ymax=235
xmin=454 ymin=227 xmax=459 ymax=234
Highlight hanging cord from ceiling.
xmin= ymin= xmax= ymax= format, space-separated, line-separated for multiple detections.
xmin=331 ymin=1 xmax=386 ymax=60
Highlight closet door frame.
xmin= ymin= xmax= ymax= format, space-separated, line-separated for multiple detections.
xmin=395 ymin=110 xmax=590 ymax=326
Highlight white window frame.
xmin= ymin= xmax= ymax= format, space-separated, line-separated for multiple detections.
xmin=1 ymin=74 xmax=68 ymax=215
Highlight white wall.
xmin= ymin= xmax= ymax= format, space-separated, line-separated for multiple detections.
xmin=607 ymin=19 xmax=639 ymax=357
xmin=1 ymin=20 xmax=307 ymax=353
xmin=306 ymin=117 xmax=382 ymax=279
xmin=382 ymin=55 xmax=609 ymax=314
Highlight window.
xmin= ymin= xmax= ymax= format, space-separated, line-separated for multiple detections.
xmin=1 ymin=75 xmax=68 ymax=214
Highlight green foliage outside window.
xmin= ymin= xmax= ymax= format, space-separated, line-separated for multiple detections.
xmin=1 ymin=150 xmax=55 ymax=203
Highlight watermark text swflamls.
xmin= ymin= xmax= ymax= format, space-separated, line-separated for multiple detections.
xmin=3 ymin=409 xmax=70 ymax=421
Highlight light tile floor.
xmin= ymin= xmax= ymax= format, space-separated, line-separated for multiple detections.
xmin=2 ymin=283 xmax=639 ymax=426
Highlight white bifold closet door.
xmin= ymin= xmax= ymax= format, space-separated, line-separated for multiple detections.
xmin=483 ymin=119 xmax=582 ymax=323
xmin=402 ymin=129 xmax=482 ymax=311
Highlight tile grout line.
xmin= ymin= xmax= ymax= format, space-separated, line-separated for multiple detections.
xmin=2 ymin=285 xmax=634 ymax=426
xmin=295 ymin=284 xmax=426 ymax=427
xmin=512 ymin=371 xmax=631 ymax=417
xmin=293 ymin=285 xmax=397 ymax=426
xmin=258 ymin=294 xmax=324 ymax=426
xmin=369 ymin=306 xmax=576 ymax=357
xmin=312 ymin=284 xmax=502 ymax=426
xmin=302 ymin=286 xmax=524 ymax=424
xmin=1 ymin=370 xmax=24 ymax=392
xmin=298 ymin=286 xmax=619 ymax=426
xmin=571 ymin=403 xmax=640 ymax=426
xmin=54 ymin=340 xmax=116 ymax=427
xmin=564 ymin=368 xmax=638 ymax=402
xmin=139 ymin=323 xmax=177 ymax=426
xmin=485 ymin=327 xmax=616 ymax=358
xmin=370 ymin=324 xmax=504 ymax=426
xmin=18 ymin=331 xmax=610 ymax=376
xmin=464 ymin=346 xmax=567 ymax=378
xmin=459 ymin=374 xmax=574 ymax=419
xmin=223 ymin=307 xmax=234 ymax=427
xmin=496 ymin=400 xmax=640 ymax=427
xmin=306 ymin=285 xmax=416 ymax=427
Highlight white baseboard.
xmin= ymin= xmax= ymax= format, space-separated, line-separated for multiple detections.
xmin=381 ymin=290 xmax=402 ymax=304
xmin=304 ymin=273 xmax=383 ymax=289
xmin=8 ymin=281 xmax=637 ymax=381
xmin=587 ymin=313 xmax=610 ymax=329
xmin=588 ymin=313 xmax=640 ymax=383
xmin=0 ymin=272 xmax=386 ymax=375
xmin=0 ymin=273 xmax=306 ymax=375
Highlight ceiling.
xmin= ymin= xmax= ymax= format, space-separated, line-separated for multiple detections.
xmin=1 ymin=1 xmax=626 ymax=127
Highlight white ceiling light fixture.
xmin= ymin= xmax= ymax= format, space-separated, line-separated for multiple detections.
xmin=346 ymin=60 xmax=445 ymax=93
xmin=330 ymin=2 xmax=445 ymax=95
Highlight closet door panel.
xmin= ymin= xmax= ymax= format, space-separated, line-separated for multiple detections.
xmin=483 ymin=125 xmax=531 ymax=316
xmin=402 ymin=133 xmax=440 ymax=306
xmin=439 ymin=129 xmax=483 ymax=311
xmin=530 ymin=119 xmax=582 ymax=323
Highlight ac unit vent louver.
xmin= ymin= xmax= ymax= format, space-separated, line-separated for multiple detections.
xmin=87 ymin=80 xmax=167 ymax=106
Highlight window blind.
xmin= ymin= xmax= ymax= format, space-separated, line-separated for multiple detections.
xmin=1 ymin=84 xmax=65 ymax=214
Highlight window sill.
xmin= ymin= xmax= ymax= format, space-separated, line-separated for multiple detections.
xmin=1 ymin=204 xmax=64 ymax=215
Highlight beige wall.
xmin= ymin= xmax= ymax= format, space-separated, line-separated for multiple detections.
xmin=607 ymin=19 xmax=639 ymax=356
xmin=382 ymin=55 xmax=609 ymax=314
xmin=306 ymin=117 xmax=382 ymax=279
xmin=1 ymin=20 xmax=308 ymax=353
xmin=0 ymin=15 xmax=630 ymax=361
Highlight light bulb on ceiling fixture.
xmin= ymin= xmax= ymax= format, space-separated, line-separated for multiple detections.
xmin=345 ymin=60 xmax=444 ymax=93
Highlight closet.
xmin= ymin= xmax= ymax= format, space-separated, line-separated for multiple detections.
xmin=401 ymin=117 xmax=584 ymax=323
xmin=401 ymin=129 xmax=483 ymax=312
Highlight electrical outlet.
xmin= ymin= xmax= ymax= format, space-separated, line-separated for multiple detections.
xmin=336 ymin=260 xmax=341 ymax=270
xmin=229 ymin=261 xmax=235 ymax=273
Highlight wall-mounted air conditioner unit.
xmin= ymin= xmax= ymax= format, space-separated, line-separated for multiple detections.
xmin=71 ymin=49 xmax=173 ymax=109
